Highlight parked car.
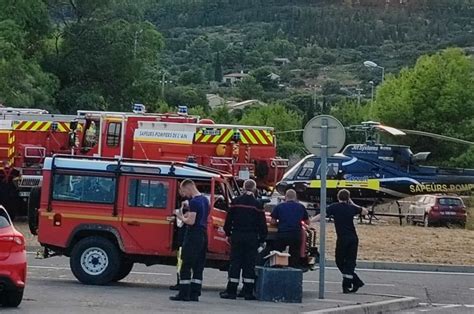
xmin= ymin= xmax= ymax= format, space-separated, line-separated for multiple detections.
xmin=407 ymin=195 xmax=467 ymax=227
xmin=0 ymin=206 xmax=26 ymax=307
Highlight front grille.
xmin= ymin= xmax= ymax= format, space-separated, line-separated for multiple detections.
xmin=18 ymin=175 xmax=42 ymax=188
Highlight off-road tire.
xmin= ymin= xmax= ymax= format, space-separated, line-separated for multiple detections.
xmin=1 ymin=289 xmax=23 ymax=307
xmin=70 ymin=236 xmax=121 ymax=285
xmin=27 ymin=187 xmax=41 ymax=235
xmin=112 ymin=260 xmax=134 ymax=282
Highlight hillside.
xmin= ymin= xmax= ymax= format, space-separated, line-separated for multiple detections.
xmin=146 ymin=0 xmax=473 ymax=99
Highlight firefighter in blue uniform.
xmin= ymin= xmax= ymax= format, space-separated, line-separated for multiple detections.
xmin=271 ymin=189 xmax=310 ymax=268
xmin=170 ymin=180 xmax=209 ymax=302
xmin=220 ymin=179 xmax=268 ymax=300
xmin=312 ymin=189 xmax=368 ymax=293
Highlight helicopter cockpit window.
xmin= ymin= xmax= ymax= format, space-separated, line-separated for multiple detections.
xmin=296 ymin=160 xmax=316 ymax=179
xmin=316 ymin=162 xmax=340 ymax=179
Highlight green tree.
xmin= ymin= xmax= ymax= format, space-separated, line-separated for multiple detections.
xmin=251 ymin=67 xmax=278 ymax=90
xmin=371 ymin=48 xmax=474 ymax=166
xmin=239 ymin=104 xmax=303 ymax=157
xmin=213 ymin=52 xmax=223 ymax=82
xmin=165 ymin=86 xmax=208 ymax=110
xmin=211 ymin=105 xmax=235 ymax=124
xmin=46 ymin=1 xmax=164 ymax=112
xmin=0 ymin=9 xmax=57 ymax=109
xmin=236 ymin=76 xmax=263 ymax=100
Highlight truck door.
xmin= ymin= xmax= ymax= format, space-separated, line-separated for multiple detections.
xmin=101 ymin=119 xmax=124 ymax=158
xmin=121 ymin=176 xmax=175 ymax=254
xmin=207 ymin=178 xmax=231 ymax=255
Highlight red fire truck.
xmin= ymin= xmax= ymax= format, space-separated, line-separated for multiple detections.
xmin=35 ymin=156 xmax=317 ymax=285
xmin=0 ymin=106 xmax=288 ymax=218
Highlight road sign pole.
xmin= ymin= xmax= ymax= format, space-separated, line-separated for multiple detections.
xmin=318 ymin=118 xmax=328 ymax=299
xmin=302 ymin=115 xmax=345 ymax=300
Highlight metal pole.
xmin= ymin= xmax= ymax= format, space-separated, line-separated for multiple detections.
xmin=318 ymin=118 xmax=328 ymax=299
xmin=161 ymin=72 xmax=166 ymax=99
xmin=380 ymin=67 xmax=385 ymax=82
xmin=371 ymin=84 xmax=374 ymax=103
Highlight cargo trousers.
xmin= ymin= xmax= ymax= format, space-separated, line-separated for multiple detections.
xmin=225 ymin=232 xmax=259 ymax=297
xmin=335 ymin=236 xmax=363 ymax=290
xmin=178 ymin=227 xmax=207 ymax=299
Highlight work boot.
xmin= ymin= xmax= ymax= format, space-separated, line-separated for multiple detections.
xmin=342 ymin=277 xmax=353 ymax=294
xmin=242 ymin=282 xmax=256 ymax=301
xmin=350 ymin=274 xmax=365 ymax=293
xmin=169 ymin=274 xmax=180 ymax=291
xmin=220 ymin=282 xmax=238 ymax=299
xmin=170 ymin=283 xmax=191 ymax=301
xmin=190 ymin=281 xmax=202 ymax=301
xmin=237 ymin=289 xmax=245 ymax=298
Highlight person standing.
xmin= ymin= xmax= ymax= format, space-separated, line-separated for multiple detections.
xmin=312 ymin=189 xmax=368 ymax=293
xmin=170 ymin=180 xmax=209 ymax=302
xmin=270 ymin=189 xmax=310 ymax=268
xmin=169 ymin=192 xmax=189 ymax=291
xmin=220 ymin=179 xmax=267 ymax=300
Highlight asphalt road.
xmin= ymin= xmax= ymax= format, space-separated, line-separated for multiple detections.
xmin=2 ymin=253 xmax=473 ymax=313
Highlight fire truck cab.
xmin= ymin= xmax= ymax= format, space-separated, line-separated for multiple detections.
xmin=35 ymin=156 xmax=318 ymax=285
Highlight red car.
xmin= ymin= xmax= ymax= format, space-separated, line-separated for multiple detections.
xmin=407 ymin=195 xmax=468 ymax=227
xmin=0 ymin=206 xmax=26 ymax=307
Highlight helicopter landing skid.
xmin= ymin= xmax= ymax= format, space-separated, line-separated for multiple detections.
xmin=360 ymin=201 xmax=404 ymax=226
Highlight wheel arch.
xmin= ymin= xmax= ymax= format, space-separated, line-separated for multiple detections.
xmin=66 ymin=224 xmax=125 ymax=255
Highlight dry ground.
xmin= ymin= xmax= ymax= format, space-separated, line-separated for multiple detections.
xmin=321 ymin=222 xmax=474 ymax=265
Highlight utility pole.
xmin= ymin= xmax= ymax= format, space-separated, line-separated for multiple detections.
xmin=133 ymin=29 xmax=143 ymax=59
xmin=369 ymin=81 xmax=374 ymax=103
xmin=356 ymin=88 xmax=363 ymax=105
xmin=161 ymin=72 xmax=166 ymax=99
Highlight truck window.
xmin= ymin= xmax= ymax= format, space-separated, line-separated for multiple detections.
xmin=52 ymin=174 xmax=116 ymax=204
xmin=128 ymin=179 xmax=169 ymax=209
xmin=106 ymin=122 xmax=121 ymax=147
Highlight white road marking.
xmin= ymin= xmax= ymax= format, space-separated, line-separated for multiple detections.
xmin=469 ymin=288 xmax=474 ymax=291
xmin=28 ymin=265 xmax=171 ymax=276
xmin=329 ymin=266 xmax=474 ymax=276
xmin=303 ymin=280 xmax=395 ymax=287
xmin=441 ymin=304 xmax=461 ymax=308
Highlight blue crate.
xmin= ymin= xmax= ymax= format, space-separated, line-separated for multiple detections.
xmin=255 ymin=266 xmax=303 ymax=303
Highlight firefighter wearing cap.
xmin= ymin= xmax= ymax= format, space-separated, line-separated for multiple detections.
xmin=220 ymin=179 xmax=267 ymax=300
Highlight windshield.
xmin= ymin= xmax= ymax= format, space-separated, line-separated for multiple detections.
xmin=0 ymin=208 xmax=11 ymax=228
xmin=438 ymin=198 xmax=463 ymax=206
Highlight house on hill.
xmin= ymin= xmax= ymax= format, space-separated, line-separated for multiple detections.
xmin=222 ymin=71 xmax=248 ymax=85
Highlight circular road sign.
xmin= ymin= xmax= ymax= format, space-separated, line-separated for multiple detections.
xmin=303 ymin=115 xmax=346 ymax=157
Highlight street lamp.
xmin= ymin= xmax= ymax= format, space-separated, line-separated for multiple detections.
xmin=369 ymin=81 xmax=374 ymax=103
xmin=363 ymin=60 xmax=385 ymax=82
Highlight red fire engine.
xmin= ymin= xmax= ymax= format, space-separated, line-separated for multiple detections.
xmin=0 ymin=106 xmax=288 ymax=218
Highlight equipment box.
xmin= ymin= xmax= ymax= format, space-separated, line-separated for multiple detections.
xmin=255 ymin=266 xmax=303 ymax=303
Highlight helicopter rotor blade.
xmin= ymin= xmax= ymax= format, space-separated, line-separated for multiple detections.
xmin=374 ymin=124 xmax=406 ymax=136
xmin=401 ymin=129 xmax=474 ymax=145
xmin=275 ymin=129 xmax=304 ymax=134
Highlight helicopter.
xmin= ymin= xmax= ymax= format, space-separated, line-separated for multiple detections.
xmin=275 ymin=121 xmax=474 ymax=208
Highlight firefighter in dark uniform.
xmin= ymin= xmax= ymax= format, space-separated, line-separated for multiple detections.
xmin=270 ymin=189 xmax=310 ymax=268
xmin=170 ymin=180 xmax=209 ymax=302
xmin=220 ymin=179 xmax=268 ymax=300
xmin=312 ymin=189 xmax=368 ymax=293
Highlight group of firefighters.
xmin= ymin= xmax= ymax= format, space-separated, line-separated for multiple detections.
xmin=168 ymin=179 xmax=368 ymax=302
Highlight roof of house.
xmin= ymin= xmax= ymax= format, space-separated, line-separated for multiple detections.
xmin=223 ymin=72 xmax=248 ymax=78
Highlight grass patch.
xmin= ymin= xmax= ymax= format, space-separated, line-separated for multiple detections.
xmin=466 ymin=195 xmax=474 ymax=230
